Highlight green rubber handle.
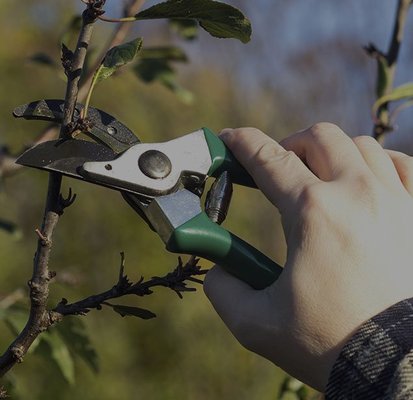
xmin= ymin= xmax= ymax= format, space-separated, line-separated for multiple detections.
xmin=203 ymin=128 xmax=256 ymax=188
xmin=166 ymin=212 xmax=283 ymax=289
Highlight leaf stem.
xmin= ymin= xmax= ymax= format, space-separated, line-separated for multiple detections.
xmin=78 ymin=0 xmax=146 ymax=102
xmin=98 ymin=15 xmax=137 ymax=23
xmin=82 ymin=68 xmax=100 ymax=119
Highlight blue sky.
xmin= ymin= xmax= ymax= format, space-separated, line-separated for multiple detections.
xmin=71 ymin=0 xmax=413 ymax=149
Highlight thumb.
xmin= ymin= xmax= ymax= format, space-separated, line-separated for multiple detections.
xmin=204 ymin=265 xmax=263 ymax=339
xmin=220 ymin=128 xmax=318 ymax=212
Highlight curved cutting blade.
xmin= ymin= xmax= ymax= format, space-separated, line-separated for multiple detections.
xmin=17 ymin=139 xmax=152 ymax=219
xmin=16 ymin=139 xmax=115 ymax=181
xmin=13 ymin=99 xmax=140 ymax=154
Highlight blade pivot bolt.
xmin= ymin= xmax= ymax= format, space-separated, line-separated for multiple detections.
xmin=138 ymin=150 xmax=172 ymax=179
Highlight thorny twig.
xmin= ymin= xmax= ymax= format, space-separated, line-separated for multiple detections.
xmin=366 ymin=0 xmax=413 ymax=143
xmin=52 ymin=255 xmax=207 ymax=317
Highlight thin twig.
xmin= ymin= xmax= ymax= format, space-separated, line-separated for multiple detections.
xmin=370 ymin=0 xmax=412 ymax=142
xmin=61 ymin=8 xmax=97 ymax=137
xmin=52 ymin=256 xmax=207 ymax=317
xmin=0 ymin=5 xmax=99 ymax=378
xmin=78 ymin=0 xmax=146 ymax=102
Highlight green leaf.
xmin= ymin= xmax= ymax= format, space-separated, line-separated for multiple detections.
xmin=279 ymin=377 xmax=312 ymax=400
xmin=157 ymin=71 xmax=194 ymax=104
xmin=140 ymin=46 xmax=188 ymax=62
xmin=83 ymin=37 xmax=143 ymax=117
xmin=55 ymin=317 xmax=99 ymax=373
xmin=372 ymin=82 xmax=413 ymax=114
xmin=109 ymin=304 xmax=156 ymax=319
xmin=280 ymin=393 xmax=300 ymax=400
xmin=0 ymin=218 xmax=21 ymax=238
xmin=135 ymin=46 xmax=191 ymax=102
xmin=134 ymin=59 xmax=194 ymax=104
xmin=135 ymin=0 xmax=252 ymax=43
xmin=135 ymin=59 xmax=173 ymax=83
xmin=42 ymin=329 xmax=75 ymax=385
xmin=29 ymin=53 xmax=57 ymax=68
xmin=286 ymin=378 xmax=305 ymax=392
xmin=95 ymin=37 xmax=143 ymax=83
xmin=169 ymin=19 xmax=199 ymax=40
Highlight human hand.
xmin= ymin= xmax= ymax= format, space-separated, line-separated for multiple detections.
xmin=204 ymin=123 xmax=413 ymax=391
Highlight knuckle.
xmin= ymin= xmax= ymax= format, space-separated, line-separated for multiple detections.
xmin=223 ymin=127 xmax=267 ymax=156
xmin=396 ymin=154 xmax=413 ymax=182
xmin=352 ymin=173 xmax=379 ymax=199
xmin=232 ymin=127 xmax=263 ymax=136
xmin=250 ymin=141 xmax=295 ymax=170
xmin=296 ymin=183 xmax=326 ymax=216
xmin=353 ymin=135 xmax=377 ymax=148
xmin=308 ymin=122 xmax=342 ymax=141
xmin=230 ymin=127 xmax=265 ymax=147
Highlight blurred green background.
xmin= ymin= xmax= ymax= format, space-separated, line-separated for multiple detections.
xmin=1 ymin=0 xmax=413 ymax=399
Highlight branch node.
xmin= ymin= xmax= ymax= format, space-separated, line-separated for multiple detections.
xmin=10 ymin=346 xmax=24 ymax=364
xmin=48 ymin=311 xmax=63 ymax=325
xmin=363 ymin=42 xmax=386 ymax=60
xmin=57 ymin=188 xmax=77 ymax=215
xmin=61 ymin=43 xmax=74 ymax=77
xmin=0 ymin=386 xmax=8 ymax=399
xmin=48 ymin=271 xmax=57 ymax=281
xmin=35 ymin=229 xmax=52 ymax=247
xmin=84 ymin=0 xmax=106 ymax=23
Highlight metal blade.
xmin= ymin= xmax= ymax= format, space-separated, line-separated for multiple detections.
xmin=16 ymin=139 xmax=116 ymax=180
xmin=13 ymin=99 xmax=140 ymax=154
xmin=17 ymin=139 xmax=155 ymax=215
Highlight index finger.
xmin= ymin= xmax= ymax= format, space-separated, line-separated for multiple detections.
xmin=220 ymin=127 xmax=319 ymax=212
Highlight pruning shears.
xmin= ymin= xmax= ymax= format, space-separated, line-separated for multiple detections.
xmin=15 ymin=99 xmax=283 ymax=289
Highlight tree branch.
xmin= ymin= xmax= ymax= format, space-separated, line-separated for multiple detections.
xmin=0 ymin=3 xmax=100 ymax=378
xmin=369 ymin=0 xmax=412 ymax=142
xmin=52 ymin=256 xmax=206 ymax=318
